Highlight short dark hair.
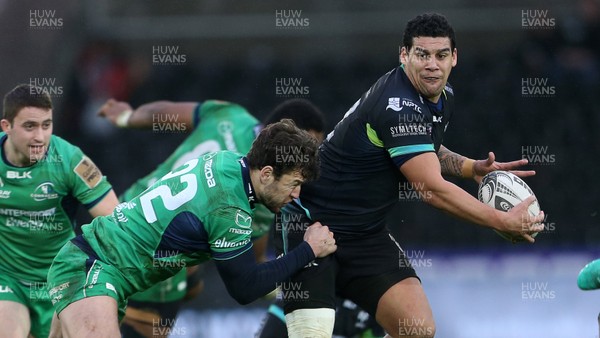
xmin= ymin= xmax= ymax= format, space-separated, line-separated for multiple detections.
xmin=3 ymin=84 xmax=52 ymax=124
xmin=402 ymin=13 xmax=456 ymax=51
xmin=263 ymin=99 xmax=326 ymax=134
xmin=247 ymin=119 xmax=320 ymax=182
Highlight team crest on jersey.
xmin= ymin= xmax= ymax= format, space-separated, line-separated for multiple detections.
xmin=74 ymin=157 xmax=102 ymax=189
xmin=31 ymin=182 xmax=59 ymax=201
xmin=386 ymin=98 xmax=403 ymax=111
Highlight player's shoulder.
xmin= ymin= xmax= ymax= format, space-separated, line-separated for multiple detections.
xmin=48 ymin=135 xmax=83 ymax=155
xmin=200 ymin=100 xmax=256 ymax=121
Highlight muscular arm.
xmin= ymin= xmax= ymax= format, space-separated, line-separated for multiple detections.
xmin=214 ymin=241 xmax=315 ymax=305
xmin=98 ymin=99 xmax=197 ymax=132
xmin=400 ymin=152 xmax=543 ymax=240
xmin=437 ymin=145 xmax=473 ymax=178
xmin=87 ymin=190 xmax=119 ymax=218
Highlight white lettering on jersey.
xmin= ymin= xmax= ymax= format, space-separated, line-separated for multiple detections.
xmin=7 ymin=171 xmax=32 ymax=179
xmin=214 ymin=237 xmax=250 ymax=248
xmin=204 ymin=158 xmax=216 ymax=188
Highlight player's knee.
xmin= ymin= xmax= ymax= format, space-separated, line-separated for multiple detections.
xmin=285 ymin=308 xmax=335 ymax=338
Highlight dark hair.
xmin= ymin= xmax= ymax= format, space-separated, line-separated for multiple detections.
xmin=402 ymin=13 xmax=456 ymax=51
xmin=264 ymin=99 xmax=326 ymax=134
xmin=247 ymin=119 xmax=320 ymax=182
xmin=3 ymin=84 xmax=52 ymax=123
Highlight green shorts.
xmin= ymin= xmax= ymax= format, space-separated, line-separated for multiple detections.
xmin=0 ymin=274 xmax=52 ymax=338
xmin=47 ymin=241 xmax=135 ymax=322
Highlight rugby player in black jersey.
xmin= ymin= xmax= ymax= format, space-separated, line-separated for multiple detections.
xmin=276 ymin=13 xmax=545 ymax=338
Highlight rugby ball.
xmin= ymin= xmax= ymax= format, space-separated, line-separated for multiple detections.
xmin=477 ymin=171 xmax=541 ymax=242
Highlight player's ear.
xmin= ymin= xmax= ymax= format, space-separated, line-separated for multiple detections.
xmin=259 ymin=166 xmax=275 ymax=185
xmin=0 ymin=119 xmax=11 ymax=133
xmin=400 ymin=46 xmax=409 ymax=65
xmin=452 ymin=48 xmax=458 ymax=67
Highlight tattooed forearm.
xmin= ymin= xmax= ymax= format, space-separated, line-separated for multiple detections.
xmin=437 ymin=145 xmax=467 ymax=177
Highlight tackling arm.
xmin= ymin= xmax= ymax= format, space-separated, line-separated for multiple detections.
xmin=97 ymin=99 xmax=197 ymax=131
xmin=401 ymin=152 xmax=544 ymax=242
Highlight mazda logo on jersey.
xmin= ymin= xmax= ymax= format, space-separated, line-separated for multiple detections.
xmin=7 ymin=171 xmax=32 ymax=179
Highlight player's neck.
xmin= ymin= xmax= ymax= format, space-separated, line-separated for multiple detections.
xmin=3 ymin=139 xmax=35 ymax=167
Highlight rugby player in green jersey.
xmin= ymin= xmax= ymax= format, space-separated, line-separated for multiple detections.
xmin=0 ymin=84 xmax=119 ymax=338
xmin=47 ymin=119 xmax=336 ymax=337
xmin=98 ymin=98 xmax=326 ymax=337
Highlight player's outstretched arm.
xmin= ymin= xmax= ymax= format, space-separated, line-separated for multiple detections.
xmin=401 ymin=152 xmax=544 ymax=242
xmin=214 ymin=222 xmax=335 ymax=305
xmin=577 ymin=259 xmax=600 ymax=290
xmin=437 ymin=145 xmax=535 ymax=183
xmin=97 ymin=98 xmax=196 ymax=131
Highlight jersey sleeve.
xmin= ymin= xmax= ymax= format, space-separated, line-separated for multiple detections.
xmin=371 ymin=101 xmax=434 ymax=167
xmin=67 ymin=147 xmax=113 ymax=209
xmin=205 ymin=207 xmax=253 ymax=260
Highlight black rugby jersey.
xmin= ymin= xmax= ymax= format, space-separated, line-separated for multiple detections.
xmin=296 ymin=66 xmax=454 ymax=234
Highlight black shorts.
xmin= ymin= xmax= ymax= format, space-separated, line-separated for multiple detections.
xmin=273 ymin=202 xmax=419 ymax=317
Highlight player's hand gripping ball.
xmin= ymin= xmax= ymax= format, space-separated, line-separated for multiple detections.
xmin=478 ymin=171 xmax=541 ymax=242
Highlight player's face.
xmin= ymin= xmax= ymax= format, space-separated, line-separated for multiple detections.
xmin=0 ymin=107 xmax=53 ymax=165
xmin=400 ymin=36 xmax=457 ymax=103
xmin=260 ymin=170 xmax=304 ymax=213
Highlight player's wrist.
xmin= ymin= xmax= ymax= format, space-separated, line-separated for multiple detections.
xmin=461 ymin=159 xmax=475 ymax=178
xmin=116 ymin=109 xmax=134 ymax=128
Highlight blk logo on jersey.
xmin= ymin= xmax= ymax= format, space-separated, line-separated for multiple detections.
xmin=31 ymin=182 xmax=59 ymax=201
xmin=6 ymin=171 xmax=32 ymax=179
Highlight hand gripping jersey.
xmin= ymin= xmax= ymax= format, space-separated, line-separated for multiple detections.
xmin=0 ymin=134 xmax=113 ymax=282
xmin=77 ymin=151 xmax=257 ymax=294
xmin=297 ymin=66 xmax=455 ymax=234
